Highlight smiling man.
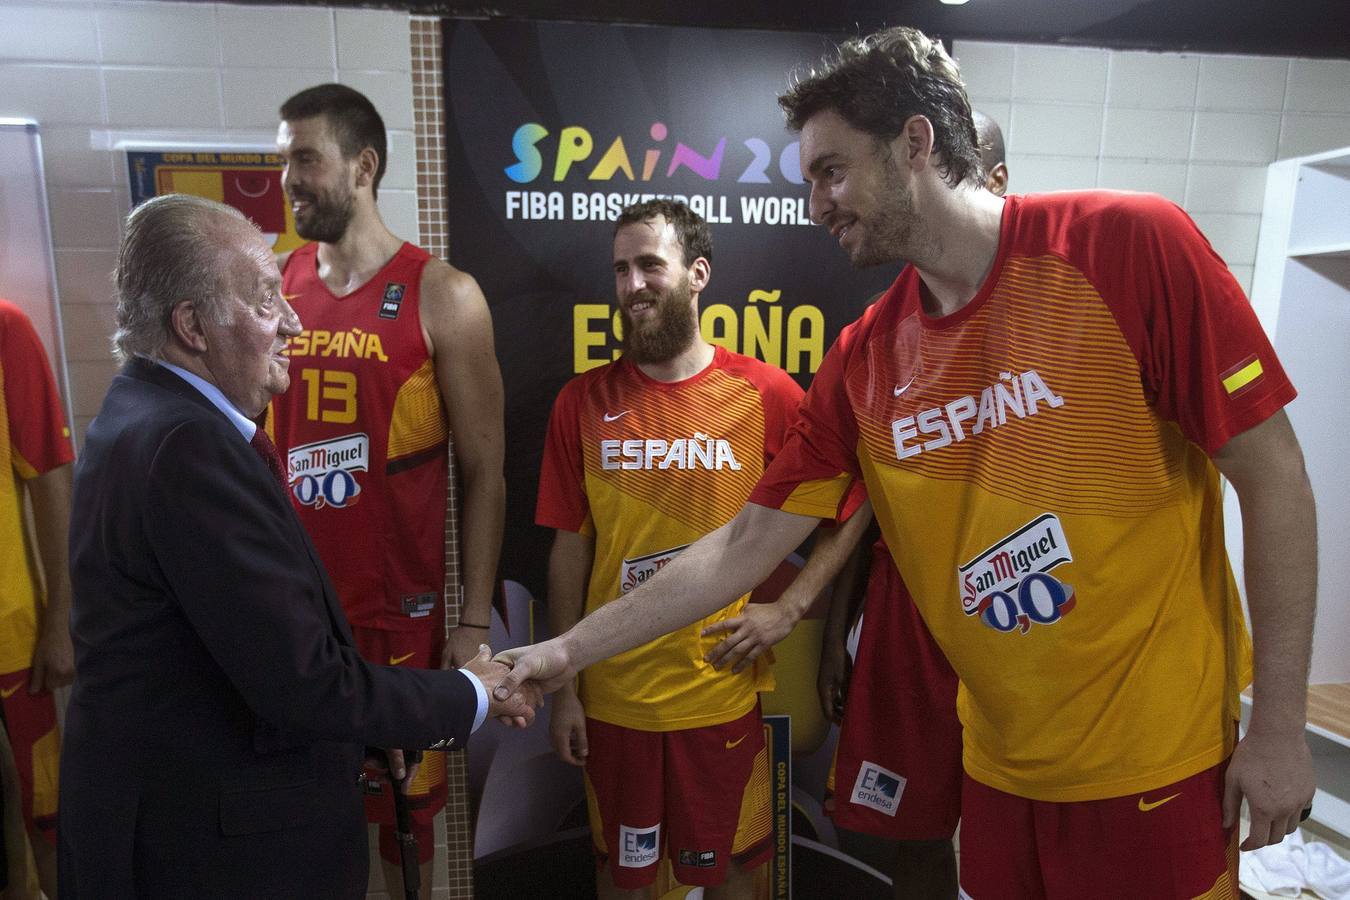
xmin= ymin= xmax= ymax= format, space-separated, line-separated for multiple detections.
xmin=59 ymin=194 xmax=534 ymax=899
xmin=498 ymin=26 xmax=1318 ymax=900
xmin=537 ymin=200 xmax=807 ymax=899
xmin=270 ymin=83 xmax=506 ymax=897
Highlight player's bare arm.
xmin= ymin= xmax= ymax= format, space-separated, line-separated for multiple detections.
xmin=420 ymin=259 xmax=507 ymax=667
xmin=546 ymin=529 xmax=595 ymax=765
xmin=495 ymin=502 xmax=819 ymax=697
xmin=1213 ymin=408 xmax=1317 ymax=850
xmin=703 ymin=499 xmax=874 ymax=675
xmin=28 ymin=461 xmax=75 ymax=693
xmin=816 ymin=503 xmax=875 ymax=723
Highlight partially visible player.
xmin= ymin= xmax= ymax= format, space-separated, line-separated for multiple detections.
xmin=539 ymin=200 xmax=803 ymax=899
xmin=0 ymin=299 xmax=74 ymax=900
xmin=270 ymin=83 xmax=505 ymax=897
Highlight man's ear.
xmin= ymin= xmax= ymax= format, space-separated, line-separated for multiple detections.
xmin=893 ymin=114 xmax=936 ymax=172
xmin=688 ymin=257 xmax=711 ymax=295
xmin=169 ymin=299 xmax=209 ymax=353
xmin=354 ymin=146 xmax=380 ymax=190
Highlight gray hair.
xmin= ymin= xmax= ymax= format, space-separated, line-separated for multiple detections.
xmin=111 ymin=193 xmax=251 ymax=362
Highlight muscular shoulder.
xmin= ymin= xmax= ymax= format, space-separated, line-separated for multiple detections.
xmin=417 ymin=256 xmax=493 ymax=351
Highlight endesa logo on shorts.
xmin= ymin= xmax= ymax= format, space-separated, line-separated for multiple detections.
xmin=850 ymin=761 xmax=905 ymax=816
xmin=287 ymin=433 xmax=369 ymax=510
xmin=618 ymin=823 xmax=660 ymax=868
xmin=957 ymin=513 xmax=1076 ymax=635
xmin=620 ymin=544 xmax=690 ymax=594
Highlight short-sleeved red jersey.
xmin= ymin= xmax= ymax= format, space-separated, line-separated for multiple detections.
xmin=538 ymin=346 xmax=803 ymax=731
xmin=1 ymin=299 xmax=74 ymax=674
xmin=751 ymin=192 xmax=1290 ymax=801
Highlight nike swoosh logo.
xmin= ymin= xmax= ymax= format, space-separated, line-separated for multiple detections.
xmin=893 ymin=377 xmax=916 ymax=396
xmin=725 ymin=734 xmax=747 ymax=750
xmin=389 ymin=651 xmax=416 ymax=666
xmin=603 ymin=410 xmax=632 ymax=422
xmin=0 ymin=683 xmax=23 ymax=699
xmin=1137 ymin=792 xmax=1181 ymax=812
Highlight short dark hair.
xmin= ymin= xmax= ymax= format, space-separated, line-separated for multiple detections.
xmin=280 ymin=83 xmax=388 ymax=197
xmin=778 ymin=26 xmax=981 ymax=187
xmin=973 ymin=109 xmax=1006 ymax=173
xmin=614 ymin=199 xmax=713 ymax=267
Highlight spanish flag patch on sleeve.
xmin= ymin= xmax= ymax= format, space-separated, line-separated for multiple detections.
xmin=1221 ymin=355 xmax=1263 ymax=396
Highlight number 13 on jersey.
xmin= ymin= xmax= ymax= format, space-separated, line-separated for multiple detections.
xmin=299 ymin=368 xmax=357 ymax=424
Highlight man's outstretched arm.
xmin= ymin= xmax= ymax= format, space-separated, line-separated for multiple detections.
xmin=703 ymin=498 xmax=875 ymax=674
xmin=495 ymin=502 xmax=819 ymax=696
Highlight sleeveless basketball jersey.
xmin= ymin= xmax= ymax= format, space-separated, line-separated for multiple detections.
xmin=271 ymin=242 xmax=448 ymax=631
xmin=752 ymin=192 xmax=1289 ymax=802
xmin=537 ymin=348 xmax=803 ymax=731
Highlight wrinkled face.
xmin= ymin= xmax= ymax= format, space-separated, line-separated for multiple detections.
xmin=277 ymin=116 xmax=357 ymax=243
xmin=202 ymin=226 xmax=301 ymax=417
xmin=800 ymin=108 xmax=918 ymax=269
xmin=612 ymin=217 xmax=700 ymax=364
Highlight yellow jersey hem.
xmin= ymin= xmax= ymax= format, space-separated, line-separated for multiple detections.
xmin=584 ymin=695 xmax=759 ymax=733
xmin=963 ymin=741 xmax=1233 ymax=803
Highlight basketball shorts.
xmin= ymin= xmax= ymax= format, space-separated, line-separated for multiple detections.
xmin=958 ymin=759 xmax=1237 ymax=899
xmin=353 ymin=625 xmax=447 ymax=865
xmin=826 ymin=541 xmax=962 ymax=841
xmin=0 ymin=669 xmax=59 ymax=845
xmin=585 ymin=704 xmax=774 ymax=889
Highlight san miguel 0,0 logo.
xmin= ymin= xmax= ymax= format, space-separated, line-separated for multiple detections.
xmin=957 ymin=514 xmax=1076 ymax=635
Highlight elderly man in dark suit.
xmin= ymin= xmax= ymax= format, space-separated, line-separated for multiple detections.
xmin=59 ymin=193 xmax=537 ymax=899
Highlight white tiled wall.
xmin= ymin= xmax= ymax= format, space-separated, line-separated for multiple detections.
xmin=954 ymin=40 xmax=1350 ymax=299
xmin=0 ymin=0 xmax=420 ymax=439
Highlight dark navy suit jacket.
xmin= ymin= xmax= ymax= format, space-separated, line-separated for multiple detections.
xmin=60 ymin=359 xmax=477 ymax=898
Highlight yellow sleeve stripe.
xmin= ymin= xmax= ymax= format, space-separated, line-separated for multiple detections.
xmin=778 ymin=473 xmax=852 ymax=519
xmin=1222 ymin=358 xmax=1263 ymax=395
xmin=12 ymin=449 xmax=39 ymax=480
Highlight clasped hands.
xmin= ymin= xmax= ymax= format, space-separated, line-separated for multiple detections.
xmin=371 ymin=644 xmax=543 ymax=794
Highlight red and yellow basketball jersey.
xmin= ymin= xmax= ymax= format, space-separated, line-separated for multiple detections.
xmin=271 ymin=243 xmax=448 ymax=631
xmin=538 ymin=346 xmax=804 ymax=731
xmin=1 ymin=299 xmax=74 ymax=675
xmin=752 ymin=192 xmax=1291 ymax=802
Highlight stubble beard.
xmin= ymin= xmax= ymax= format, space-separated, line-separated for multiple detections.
xmin=620 ymin=275 xmax=698 ymax=365
xmin=850 ymin=157 xmax=918 ymax=269
xmin=293 ymin=186 xmax=355 ymax=244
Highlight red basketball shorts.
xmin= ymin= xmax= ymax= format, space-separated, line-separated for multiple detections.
xmin=353 ymin=625 xmax=447 ymax=865
xmin=827 ymin=541 xmax=962 ymax=841
xmin=958 ymin=759 xmax=1237 ymax=899
xmin=0 ymin=669 xmax=59 ymax=845
xmin=584 ymin=704 xmax=774 ymax=889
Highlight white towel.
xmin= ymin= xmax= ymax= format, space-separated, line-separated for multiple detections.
xmin=1239 ymin=830 xmax=1350 ymax=900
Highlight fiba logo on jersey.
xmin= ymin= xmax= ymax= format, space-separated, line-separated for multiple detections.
xmin=957 ymin=513 xmax=1076 ymax=635
xmin=850 ymin=761 xmax=905 ymax=816
xmin=287 ymin=433 xmax=370 ymax=509
xmin=618 ymin=823 xmax=660 ymax=868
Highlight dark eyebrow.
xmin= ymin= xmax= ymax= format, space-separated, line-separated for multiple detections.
xmin=613 ymin=253 xmax=667 ymax=270
xmin=804 ymin=152 xmax=841 ymax=177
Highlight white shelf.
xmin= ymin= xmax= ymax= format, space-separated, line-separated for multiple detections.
xmin=1289 ymin=242 xmax=1350 ymax=260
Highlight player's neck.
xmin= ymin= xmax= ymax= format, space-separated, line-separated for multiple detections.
xmin=314 ymin=203 xmax=404 ymax=296
xmin=912 ymin=187 xmax=1005 ymax=319
xmin=636 ymin=339 xmax=715 ymax=384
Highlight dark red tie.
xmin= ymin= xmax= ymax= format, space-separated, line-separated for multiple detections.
xmin=250 ymin=428 xmax=286 ymax=487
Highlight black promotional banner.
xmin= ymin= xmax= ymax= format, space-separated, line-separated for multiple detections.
xmin=443 ymin=19 xmax=895 ymax=895
xmin=442 ymin=18 xmax=892 ymax=599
